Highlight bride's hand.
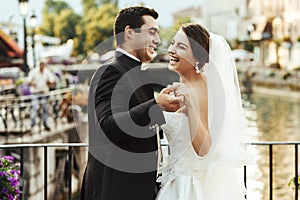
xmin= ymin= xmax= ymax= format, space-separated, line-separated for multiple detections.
xmin=156 ymin=86 xmax=185 ymax=112
xmin=169 ymin=83 xmax=187 ymax=108
xmin=172 ymin=83 xmax=191 ymax=107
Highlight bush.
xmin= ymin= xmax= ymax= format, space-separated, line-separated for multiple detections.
xmin=288 ymin=172 xmax=300 ymax=190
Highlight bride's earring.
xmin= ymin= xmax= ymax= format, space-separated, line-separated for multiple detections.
xmin=195 ymin=62 xmax=201 ymax=74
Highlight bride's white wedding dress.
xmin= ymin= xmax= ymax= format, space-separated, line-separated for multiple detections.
xmin=156 ymin=112 xmax=245 ymax=200
xmin=156 ymin=32 xmax=247 ymax=200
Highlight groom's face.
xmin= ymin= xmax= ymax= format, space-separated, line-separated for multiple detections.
xmin=130 ymin=15 xmax=161 ymax=62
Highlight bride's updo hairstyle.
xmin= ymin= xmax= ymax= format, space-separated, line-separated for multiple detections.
xmin=181 ymin=24 xmax=210 ymax=68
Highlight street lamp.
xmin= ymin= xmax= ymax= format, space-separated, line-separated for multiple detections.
xmin=18 ymin=0 xmax=29 ymax=74
xmin=30 ymin=12 xmax=37 ymax=68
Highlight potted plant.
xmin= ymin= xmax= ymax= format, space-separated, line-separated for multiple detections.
xmin=0 ymin=155 xmax=21 ymax=200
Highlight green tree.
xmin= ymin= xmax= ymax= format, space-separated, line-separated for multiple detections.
xmin=100 ymin=0 xmax=118 ymax=6
xmin=53 ymin=9 xmax=81 ymax=43
xmin=73 ymin=20 xmax=86 ymax=56
xmin=37 ymin=13 xmax=55 ymax=37
xmin=38 ymin=0 xmax=72 ymax=37
xmin=83 ymin=3 xmax=118 ymax=54
xmin=172 ymin=16 xmax=191 ymax=30
xmin=82 ymin=0 xmax=97 ymax=15
xmin=44 ymin=0 xmax=70 ymax=13
xmin=82 ymin=0 xmax=118 ymax=14
xmin=37 ymin=1 xmax=119 ymax=57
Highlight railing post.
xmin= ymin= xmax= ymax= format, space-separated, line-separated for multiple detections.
xmin=20 ymin=147 xmax=24 ymax=200
xmin=39 ymin=97 xmax=43 ymax=131
xmin=269 ymin=144 xmax=273 ymax=200
xmin=244 ymin=165 xmax=247 ymax=199
xmin=68 ymin=146 xmax=73 ymax=200
xmin=18 ymin=99 xmax=23 ymax=131
xmin=4 ymin=106 xmax=8 ymax=131
xmin=295 ymin=144 xmax=298 ymax=200
xmin=44 ymin=146 xmax=48 ymax=200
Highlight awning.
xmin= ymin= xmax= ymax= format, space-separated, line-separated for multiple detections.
xmin=0 ymin=28 xmax=24 ymax=68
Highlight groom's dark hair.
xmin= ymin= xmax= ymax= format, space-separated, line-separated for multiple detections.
xmin=114 ymin=6 xmax=159 ymax=46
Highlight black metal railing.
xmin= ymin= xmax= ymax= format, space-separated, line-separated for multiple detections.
xmin=0 ymin=142 xmax=298 ymax=200
xmin=0 ymin=143 xmax=88 ymax=200
xmin=244 ymin=142 xmax=299 ymax=200
xmin=0 ymin=88 xmax=75 ymax=134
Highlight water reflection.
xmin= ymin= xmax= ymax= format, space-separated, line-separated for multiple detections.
xmin=242 ymin=93 xmax=300 ymax=200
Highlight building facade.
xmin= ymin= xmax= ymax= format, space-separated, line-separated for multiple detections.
xmin=173 ymin=0 xmax=300 ymax=69
xmin=201 ymin=0 xmax=248 ymax=43
xmin=245 ymin=0 xmax=300 ymax=69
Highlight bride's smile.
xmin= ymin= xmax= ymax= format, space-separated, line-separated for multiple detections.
xmin=167 ymin=30 xmax=196 ymax=74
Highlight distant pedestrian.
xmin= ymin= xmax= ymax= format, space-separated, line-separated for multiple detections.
xmin=27 ymin=60 xmax=56 ymax=131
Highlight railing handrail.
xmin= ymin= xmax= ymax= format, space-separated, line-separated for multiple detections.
xmin=248 ymin=141 xmax=300 ymax=145
xmin=0 ymin=87 xmax=74 ymax=102
xmin=0 ymin=143 xmax=88 ymax=148
xmin=1 ymin=141 xmax=299 ymax=147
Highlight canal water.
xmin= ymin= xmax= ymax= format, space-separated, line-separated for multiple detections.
xmin=242 ymin=93 xmax=300 ymax=200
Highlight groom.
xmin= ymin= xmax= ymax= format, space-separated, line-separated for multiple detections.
xmin=80 ymin=6 xmax=183 ymax=200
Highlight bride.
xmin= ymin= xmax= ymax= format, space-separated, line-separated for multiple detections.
xmin=155 ymin=23 xmax=246 ymax=199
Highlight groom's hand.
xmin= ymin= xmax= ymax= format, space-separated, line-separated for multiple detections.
xmin=155 ymin=87 xmax=184 ymax=112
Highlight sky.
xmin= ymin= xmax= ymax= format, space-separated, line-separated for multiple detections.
xmin=0 ymin=0 xmax=202 ymax=28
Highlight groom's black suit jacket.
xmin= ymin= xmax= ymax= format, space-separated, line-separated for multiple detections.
xmin=80 ymin=52 xmax=167 ymax=200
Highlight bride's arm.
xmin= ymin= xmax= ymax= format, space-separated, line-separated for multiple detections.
xmin=176 ymin=82 xmax=211 ymax=156
xmin=188 ymin=98 xmax=211 ymax=157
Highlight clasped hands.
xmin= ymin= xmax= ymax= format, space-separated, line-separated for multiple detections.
xmin=155 ymin=82 xmax=188 ymax=113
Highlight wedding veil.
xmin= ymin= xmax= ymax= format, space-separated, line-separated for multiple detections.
xmin=205 ymin=32 xmax=246 ymax=158
xmin=202 ymin=32 xmax=247 ymax=198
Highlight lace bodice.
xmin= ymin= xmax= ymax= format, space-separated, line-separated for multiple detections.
xmin=160 ymin=112 xmax=210 ymax=180
xmin=161 ymin=112 xmax=193 ymax=161
xmin=160 ymin=111 xmax=238 ymax=181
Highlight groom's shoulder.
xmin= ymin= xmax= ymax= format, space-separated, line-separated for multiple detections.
xmin=92 ymin=60 xmax=121 ymax=78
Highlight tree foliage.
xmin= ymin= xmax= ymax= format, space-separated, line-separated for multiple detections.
xmin=44 ymin=0 xmax=70 ymax=13
xmin=53 ymin=9 xmax=81 ymax=43
xmin=172 ymin=16 xmax=191 ymax=30
xmin=83 ymin=4 xmax=118 ymax=54
xmin=73 ymin=19 xmax=86 ymax=56
xmin=37 ymin=0 xmax=73 ymax=38
xmin=35 ymin=1 xmax=123 ymax=58
xmin=81 ymin=0 xmax=97 ymax=15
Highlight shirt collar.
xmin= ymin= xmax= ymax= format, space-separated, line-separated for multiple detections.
xmin=116 ymin=47 xmax=141 ymax=62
